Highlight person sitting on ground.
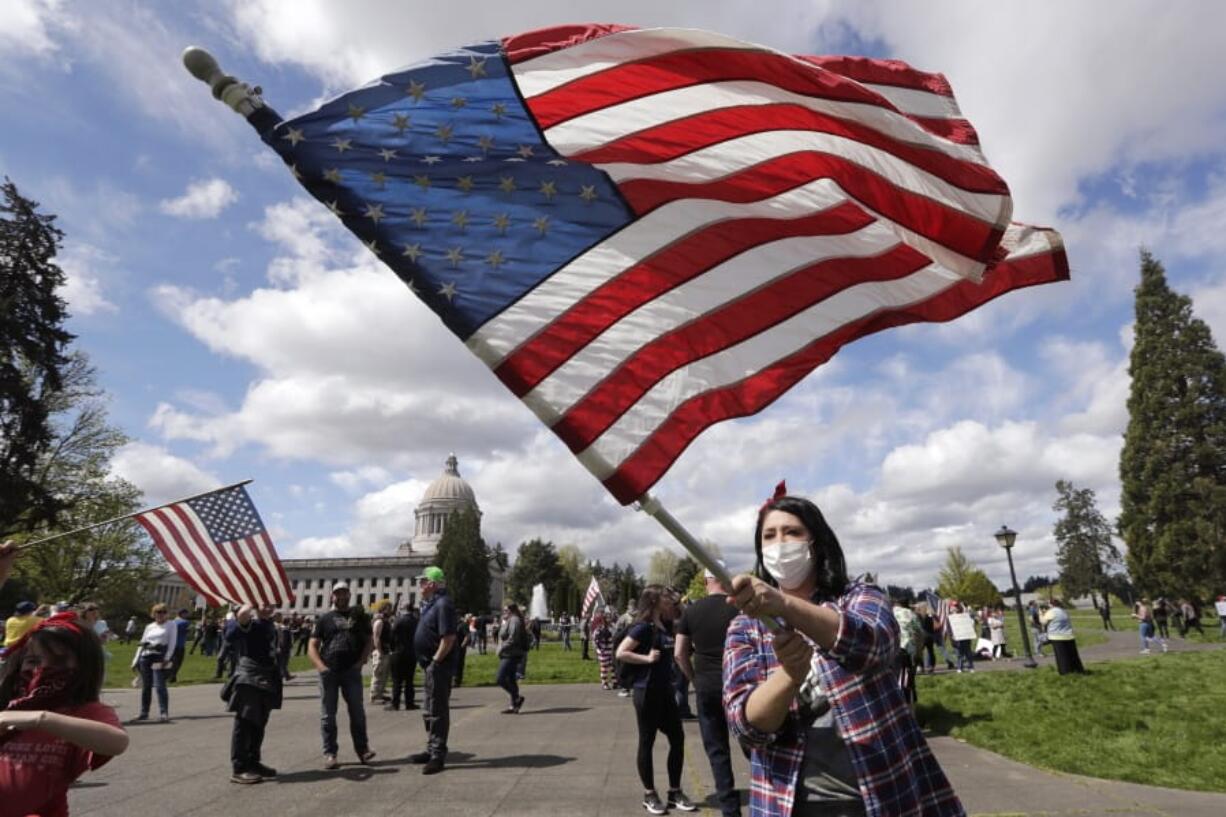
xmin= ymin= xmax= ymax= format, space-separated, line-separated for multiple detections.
xmin=724 ymin=490 xmax=964 ymax=817
xmin=0 ymin=611 xmax=129 ymax=816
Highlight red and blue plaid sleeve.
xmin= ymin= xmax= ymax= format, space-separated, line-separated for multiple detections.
xmin=821 ymin=583 xmax=899 ymax=674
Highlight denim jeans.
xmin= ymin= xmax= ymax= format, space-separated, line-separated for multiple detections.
xmin=495 ymin=656 xmax=520 ymax=704
xmin=1139 ymin=621 xmax=1154 ymax=650
xmin=138 ymin=654 xmax=169 ymax=717
xmin=318 ymin=664 xmax=369 ymax=756
xmin=695 ymin=687 xmax=740 ymax=817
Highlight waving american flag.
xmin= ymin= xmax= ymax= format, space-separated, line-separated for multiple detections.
xmin=257 ymin=24 xmax=1068 ymax=505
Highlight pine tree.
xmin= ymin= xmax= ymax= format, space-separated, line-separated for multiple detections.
xmin=936 ymin=546 xmax=1002 ymax=608
xmin=1053 ymin=480 xmax=1121 ymax=602
xmin=434 ymin=507 xmax=490 ymax=613
xmin=0 ymin=179 xmax=75 ymax=535
xmin=1119 ymin=250 xmax=1226 ymax=597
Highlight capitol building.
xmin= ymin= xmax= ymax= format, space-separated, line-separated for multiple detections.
xmin=153 ymin=454 xmax=505 ymax=614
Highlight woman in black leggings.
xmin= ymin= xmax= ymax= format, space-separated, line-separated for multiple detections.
xmin=615 ymin=585 xmax=697 ymax=816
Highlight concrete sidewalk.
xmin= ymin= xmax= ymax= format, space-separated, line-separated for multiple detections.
xmin=70 ymin=675 xmax=1225 ymax=817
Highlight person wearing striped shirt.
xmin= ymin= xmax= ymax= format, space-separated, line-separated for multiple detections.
xmin=724 ymin=494 xmax=964 ymax=817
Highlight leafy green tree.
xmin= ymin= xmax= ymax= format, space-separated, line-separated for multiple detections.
xmin=646 ymin=548 xmax=680 ymax=586
xmin=685 ymin=570 xmax=708 ymax=601
xmin=506 ymin=538 xmax=561 ymax=606
xmin=434 ymin=506 xmax=490 ymax=614
xmin=1053 ymin=480 xmax=1121 ymax=603
xmin=673 ymin=555 xmax=701 ymax=593
xmin=936 ymin=546 xmax=1002 ymax=608
xmin=1119 ymin=250 xmax=1226 ymax=597
xmin=1 ymin=179 xmax=74 ymax=536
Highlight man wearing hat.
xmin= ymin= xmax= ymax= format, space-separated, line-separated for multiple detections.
xmin=307 ymin=582 xmax=376 ymax=770
xmin=410 ymin=566 xmax=457 ymax=774
xmin=674 ymin=562 xmax=743 ymax=817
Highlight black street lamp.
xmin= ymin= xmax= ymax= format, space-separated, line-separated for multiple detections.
xmin=995 ymin=525 xmax=1038 ymax=669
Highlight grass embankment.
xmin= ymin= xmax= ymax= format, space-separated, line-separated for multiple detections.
xmin=103 ymin=639 xmax=599 ymax=689
xmin=917 ymin=650 xmax=1226 ymax=792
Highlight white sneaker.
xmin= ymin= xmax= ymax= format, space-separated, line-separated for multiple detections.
xmin=1161 ymin=643 xmax=1168 ymax=653
xmin=1140 ymin=648 xmax=1151 ymax=654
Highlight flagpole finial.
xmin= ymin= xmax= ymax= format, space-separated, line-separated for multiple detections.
xmin=182 ymin=46 xmax=265 ymax=117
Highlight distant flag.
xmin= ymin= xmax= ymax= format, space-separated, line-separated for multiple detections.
xmin=256 ymin=23 xmax=1068 ymax=505
xmin=581 ymin=575 xmax=604 ymax=619
xmin=922 ymin=590 xmax=950 ymax=634
xmin=134 ymin=483 xmax=294 ymax=608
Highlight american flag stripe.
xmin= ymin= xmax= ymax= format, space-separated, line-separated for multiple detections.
xmin=137 ymin=508 xmax=233 ymax=604
xmin=136 ymin=484 xmax=293 ymax=607
xmin=594 ymin=227 xmax=1062 ymax=499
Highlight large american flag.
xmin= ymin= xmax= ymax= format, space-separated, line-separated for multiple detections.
xmin=257 ymin=24 xmax=1068 ymax=505
xmin=134 ymin=484 xmax=295 ymax=607
xmin=921 ymin=590 xmax=951 ymax=634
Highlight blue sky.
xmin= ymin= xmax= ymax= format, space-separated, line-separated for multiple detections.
xmin=3 ymin=1 xmax=1226 ymax=590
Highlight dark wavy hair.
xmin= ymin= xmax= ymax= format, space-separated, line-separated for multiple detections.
xmin=0 ymin=626 xmax=106 ymax=709
xmin=753 ymin=495 xmax=849 ymax=601
xmin=633 ymin=584 xmax=676 ymax=624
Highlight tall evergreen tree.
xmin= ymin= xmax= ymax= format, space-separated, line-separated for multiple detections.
xmin=0 ymin=179 xmax=74 ymax=535
xmin=506 ymin=538 xmax=561 ymax=606
xmin=434 ymin=507 xmax=490 ymax=613
xmin=1053 ymin=480 xmax=1121 ymax=602
xmin=1119 ymin=250 xmax=1226 ymax=597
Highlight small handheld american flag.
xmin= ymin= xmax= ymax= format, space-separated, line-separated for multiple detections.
xmin=581 ymin=575 xmax=603 ymax=619
xmin=134 ymin=483 xmax=294 ymax=608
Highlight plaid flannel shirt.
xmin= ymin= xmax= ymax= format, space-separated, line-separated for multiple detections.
xmin=723 ymin=582 xmax=965 ymax=817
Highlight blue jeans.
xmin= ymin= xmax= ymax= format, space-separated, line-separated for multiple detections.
xmin=318 ymin=665 xmax=369 ymax=756
xmin=696 ymin=687 xmax=740 ymax=817
xmin=1139 ymin=621 xmax=1154 ymax=650
xmin=138 ymin=654 xmax=169 ymax=717
xmin=495 ymin=656 xmax=520 ymax=704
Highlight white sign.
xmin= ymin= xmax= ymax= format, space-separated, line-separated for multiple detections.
xmin=948 ymin=612 xmax=977 ymax=642
xmin=1215 ymin=601 xmax=1226 ymax=617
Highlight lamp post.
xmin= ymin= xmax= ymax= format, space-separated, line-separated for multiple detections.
xmin=995 ymin=525 xmax=1038 ymax=669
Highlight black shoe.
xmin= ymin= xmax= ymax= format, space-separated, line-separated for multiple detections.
xmin=668 ymin=789 xmax=698 ymax=812
xmin=405 ymin=703 xmax=420 ymax=710
xmin=230 ymin=771 xmax=262 ymax=784
xmin=252 ymin=763 xmax=277 ymax=778
xmin=384 ymin=703 xmax=400 ymax=711
xmin=409 ymin=751 xmax=431 ymax=764
xmin=513 ymin=695 xmax=525 ymax=713
xmin=422 ymin=758 xmax=445 ymax=775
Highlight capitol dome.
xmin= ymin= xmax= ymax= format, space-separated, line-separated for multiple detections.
xmin=401 ymin=454 xmax=481 ymax=555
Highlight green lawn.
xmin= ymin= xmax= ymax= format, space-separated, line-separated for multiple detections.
xmin=103 ymin=639 xmax=598 ymax=689
xmin=916 ymin=650 xmax=1226 ymax=792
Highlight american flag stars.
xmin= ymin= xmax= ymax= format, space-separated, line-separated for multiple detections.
xmin=266 ymin=40 xmax=630 ymax=335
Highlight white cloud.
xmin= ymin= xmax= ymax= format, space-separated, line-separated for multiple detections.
xmin=0 ymin=0 xmax=71 ymax=59
xmin=57 ymin=243 xmax=117 ymax=316
xmin=109 ymin=442 xmax=221 ymax=506
xmin=159 ymin=178 xmax=238 ymax=219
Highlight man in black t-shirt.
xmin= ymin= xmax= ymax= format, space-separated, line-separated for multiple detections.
xmin=675 ymin=565 xmax=742 ymax=817
xmin=308 ymin=583 xmax=375 ymax=770
xmin=410 ymin=566 xmax=457 ymax=774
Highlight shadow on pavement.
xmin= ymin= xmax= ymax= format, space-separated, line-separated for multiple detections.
xmin=445 ymin=751 xmax=575 ymax=769
xmin=523 ymin=707 xmax=589 ymax=715
xmin=275 ymin=766 xmax=399 ymax=784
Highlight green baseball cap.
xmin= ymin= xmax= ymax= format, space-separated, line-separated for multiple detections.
xmin=422 ymin=566 xmax=445 ymax=583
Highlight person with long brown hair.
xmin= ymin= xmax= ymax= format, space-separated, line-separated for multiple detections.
xmin=616 ymin=585 xmax=697 ymax=815
xmin=724 ymin=490 xmax=963 ymax=817
xmin=0 ymin=611 xmax=129 ymax=815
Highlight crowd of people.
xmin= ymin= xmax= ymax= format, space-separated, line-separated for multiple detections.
xmin=5 ymin=505 xmax=1226 ymax=816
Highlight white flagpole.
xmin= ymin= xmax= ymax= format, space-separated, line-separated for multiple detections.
xmin=15 ymin=480 xmax=254 ymax=552
xmin=635 ymin=492 xmax=786 ymax=633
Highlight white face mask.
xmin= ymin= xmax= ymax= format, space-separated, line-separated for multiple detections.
xmin=762 ymin=539 xmax=814 ymax=590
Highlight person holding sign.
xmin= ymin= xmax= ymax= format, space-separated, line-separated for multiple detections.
xmin=946 ymin=603 xmax=976 ymax=673
xmin=724 ymin=491 xmax=964 ymax=817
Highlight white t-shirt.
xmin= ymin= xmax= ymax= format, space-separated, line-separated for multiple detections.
xmin=140 ymin=621 xmax=178 ymax=654
xmin=94 ymin=619 xmax=110 ymax=639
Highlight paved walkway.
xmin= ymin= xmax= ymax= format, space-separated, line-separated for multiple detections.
xmin=927 ymin=623 xmax=1225 ymax=675
xmin=71 ymin=660 xmax=1226 ymax=817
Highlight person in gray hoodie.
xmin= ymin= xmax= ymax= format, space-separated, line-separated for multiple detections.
xmin=496 ymin=603 xmax=529 ymax=714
